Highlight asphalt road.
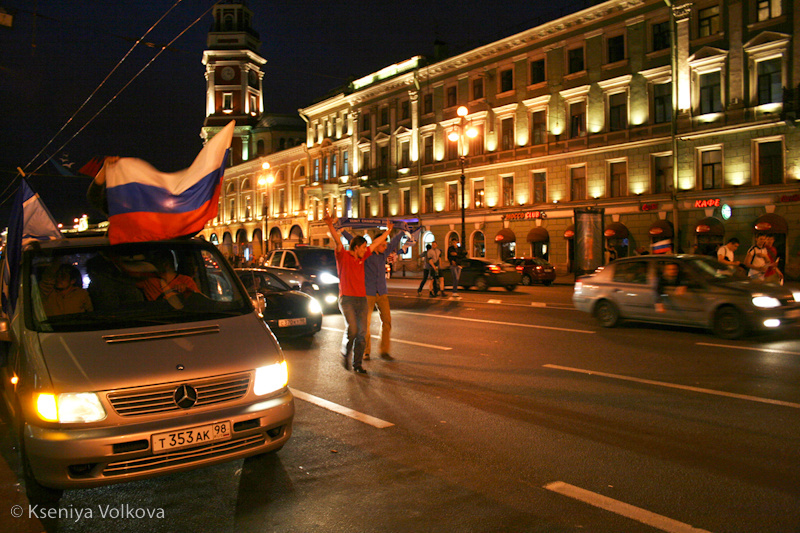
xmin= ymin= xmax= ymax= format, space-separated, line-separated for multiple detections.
xmin=1 ymin=280 xmax=799 ymax=532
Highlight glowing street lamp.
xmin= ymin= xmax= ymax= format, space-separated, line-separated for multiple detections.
xmin=448 ymin=106 xmax=478 ymax=251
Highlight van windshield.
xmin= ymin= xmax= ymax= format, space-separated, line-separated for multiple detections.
xmin=26 ymin=241 xmax=251 ymax=332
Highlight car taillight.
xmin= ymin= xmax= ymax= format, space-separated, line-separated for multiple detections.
xmin=515 ymin=265 xmax=523 ymax=272
xmin=488 ymin=265 xmax=501 ymax=273
xmin=535 ymin=266 xmax=543 ymax=271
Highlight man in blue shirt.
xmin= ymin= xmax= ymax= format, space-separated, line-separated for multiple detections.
xmin=343 ymin=226 xmax=405 ymax=360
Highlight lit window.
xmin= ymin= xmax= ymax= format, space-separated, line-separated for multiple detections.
xmin=701 ymin=149 xmax=723 ymax=189
xmin=699 ymin=71 xmax=722 ymax=114
xmin=757 ymin=0 xmax=781 ymax=21
xmin=757 ymin=59 xmax=781 ymax=105
xmin=698 ymin=6 xmax=720 ymax=37
xmin=571 ymin=167 xmax=586 ymax=201
xmin=653 ymin=82 xmax=672 ymax=124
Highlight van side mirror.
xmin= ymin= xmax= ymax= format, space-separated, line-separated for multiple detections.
xmin=0 ymin=317 xmax=9 ymax=343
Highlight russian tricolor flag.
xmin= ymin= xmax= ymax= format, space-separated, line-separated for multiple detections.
xmin=104 ymin=121 xmax=235 ymax=244
xmin=653 ymin=239 xmax=672 ymax=254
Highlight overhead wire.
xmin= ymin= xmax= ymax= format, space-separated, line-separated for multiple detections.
xmin=1 ymin=0 xmax=218 ymax=206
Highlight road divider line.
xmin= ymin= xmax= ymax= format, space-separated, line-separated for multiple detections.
xmin=697 ymin=342 xmax=800 ymax=356
xmin=321 ymin=327 xmax=452 ymax=350
xmin=544 ymin=481 xmax=712 ymax=533
xmin=543 ymin=364 xmax=800 ymax=409
xmin=394 ymin=311 xmax=595 ymax=334
xmin=290 ymin=388 xmax=394 ymax=428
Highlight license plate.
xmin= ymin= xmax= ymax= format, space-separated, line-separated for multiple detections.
xmin=278 ymin=317 xmax=306 ymax=327
xmin=152 ymin=421 xmax=231 ymax=454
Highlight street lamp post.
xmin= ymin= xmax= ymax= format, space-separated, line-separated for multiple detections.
xmin=258 ymin=162 xmax=274 ymax=255
xmin=448 ymin=106 xmax=477 ymax=254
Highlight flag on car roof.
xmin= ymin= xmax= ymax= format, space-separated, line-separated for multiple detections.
xmin=2 ymin=178 xmax=63 ymax=315
xmin=652 ymin=239 xmax=672 ymax=254
xmin=103 ymin=121 xmax=235 ymax=244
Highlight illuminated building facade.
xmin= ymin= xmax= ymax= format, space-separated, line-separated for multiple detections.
xmin=201 ymin=0 xmax=800 ymax=279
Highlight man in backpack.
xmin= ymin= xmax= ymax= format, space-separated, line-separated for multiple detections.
xmin=743 ymin=234 xmax=770 ymax=281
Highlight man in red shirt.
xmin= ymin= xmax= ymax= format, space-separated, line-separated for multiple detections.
xmin=325 ymin=215 xmax=393 ymax=374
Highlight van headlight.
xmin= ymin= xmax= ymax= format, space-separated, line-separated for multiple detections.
xmin=752 ymin=295 xmax=781 ymax=308
xmin=308 ymin=298 xmax=323 ymax=315
xmin=36 ymin=392 xmax=107 ymax=423
xmin=254 ymin=361 xmax=289 ymax=396
xmin=318 ymin=272 xmax=339 ymax=285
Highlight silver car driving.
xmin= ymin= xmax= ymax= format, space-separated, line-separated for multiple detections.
xmin=572 ymin=255 xmax=800 ymax=339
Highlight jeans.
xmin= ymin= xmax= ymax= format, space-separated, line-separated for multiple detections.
xmin=339 ymin=295 xmax=368 ymax=368
xmin=366 ymin=294 xmax=391 ymax=355
xmin=417 ymin=269 xmax=432 ymax=292
xmin=450 ymin=264 xmax=461 ymax=293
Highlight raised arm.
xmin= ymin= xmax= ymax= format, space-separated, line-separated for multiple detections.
xmin=324 ymin=215 xmax=343 ymax=252
xmin=368 ymin=221 xmax=394 ymax=252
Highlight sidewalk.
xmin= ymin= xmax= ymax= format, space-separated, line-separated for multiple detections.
xmin=387 ymin=268 xmax=576 ymax=288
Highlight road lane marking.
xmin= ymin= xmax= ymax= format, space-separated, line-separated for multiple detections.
xmin=697 ymin=342 xmax=800 ymax=356
xmin=394 ymin=311 xmax=595 ymax=334
xmin=321 ymin=327 xmax=452 ymax=350
xmin=544 ymin=481 xmax=712 ymax=533
xmin=394 ymin=294 xmax=577 ymax=310
xmin=488 ymin=299 xmax=502 ymax=304
xmin=543 ymin=364 xmax=800 ymax=409
xmin=290 ymin=388 xmax=394 ymax=428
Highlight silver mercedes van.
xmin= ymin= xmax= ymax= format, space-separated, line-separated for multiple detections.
xmin=0 ymin=236 xmax=293 ymax=495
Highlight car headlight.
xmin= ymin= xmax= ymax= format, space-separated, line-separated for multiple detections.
xmin=36 ymin=392 xmax=107 ymax=423
xmin=752 ymin=295 xmax=781 ymax=308
xmin=324 ymin=294 xmax=338 ymax=304
xmin=308 ymin=298 xmax=323 ymax=315
xmin=792 ymin=290 xmax=800 ymax=303
xmin=254 ymin=361 xmax=289 ymax=396
xmin=318 ymin=272 xmax=340 ymax=284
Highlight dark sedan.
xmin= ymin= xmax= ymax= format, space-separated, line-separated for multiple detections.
xmin=441 ymin=258 xmax=521 ymax=291
xmin=504 ymin=257 xmax=557 ymax=286
xmin=236 ymin=268 xmax=323 ymax=338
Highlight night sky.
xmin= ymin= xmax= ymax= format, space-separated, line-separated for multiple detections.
xmin=0 ymin=0 xmax=589 ymax=224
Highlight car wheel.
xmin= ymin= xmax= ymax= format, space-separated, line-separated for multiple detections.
xmin=474 ymin=277 xmax=489 ymax=291
xmin=521 ymin=274 xmax=532 ymax=286
xmin=504 ymin=284 xmax=517 ymax=291
xmin=713 ymin=305 xmax=747 ymax=339
xmin=594 ymin=300 xmax=620 ymax=328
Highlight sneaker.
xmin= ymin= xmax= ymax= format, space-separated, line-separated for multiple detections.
xmin=353 ymin=366 xmax=368 ymax=375
xmin=380 ymin=353 xmax=394 ymax=361
xmin=363 ymin=353 xmax=371 ymax=360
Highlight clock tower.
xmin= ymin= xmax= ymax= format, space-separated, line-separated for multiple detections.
xmin=202 ymin=1 xmax=265 ymax=165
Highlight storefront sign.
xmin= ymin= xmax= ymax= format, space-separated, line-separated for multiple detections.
xmin=503 ymin=211 xmax=546 ymax=221
xmin=640 ymin=202 xmax=659 ymax=211
xmin=694 ymin=198 xmax=721 ymax=208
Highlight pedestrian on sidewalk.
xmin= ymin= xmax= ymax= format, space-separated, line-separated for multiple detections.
xmin=325 ymin=215 xmax=393 ymax=375
xmin=342 ymin=226 xmax=404 ymax=361
xmin=417 ymin=244 xmax=433 ymax=296
xmin=427 ymin=240 xmax=444 ymax=297
xmin=447 ymin=236 xmax=462 ymax=297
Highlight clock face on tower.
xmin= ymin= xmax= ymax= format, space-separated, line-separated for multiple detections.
xmin=220 ymin=66 xmax=235 ymax=81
